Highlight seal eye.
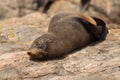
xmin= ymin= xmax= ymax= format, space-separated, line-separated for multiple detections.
xmin=36 ymin=42 xmax=47 ymax=50
xmin=47 ymin=39 xmax=52 ymax=43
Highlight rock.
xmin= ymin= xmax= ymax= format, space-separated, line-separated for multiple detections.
xmin=0 ymin=67 xmax=21 ymax=80
xmin=0 ymin=0 xmax=38 ymax=20
xmin=0 ymin=0 xmax=120 ymax=80
xmin=17 ymin=0 xmax=38 ymax=17
xmin=49 ymin=75 xmax=119 ymax=80
xmin=0 ymin=12 xmax=49 ymax=53
xmin=107 ymin=0 xmax=120 ymax=24
xmin=0 ymin=0 xmax=119 ymax=25
xmin=0 ymin=0 xmax=52 ymax=20
xmin=0 ymin=0 xmax=19 ymax=20
xmin=47 ymin=0 xmax=80 ymax=16
xmin=91 ymin=0 xmax=120 ymax=24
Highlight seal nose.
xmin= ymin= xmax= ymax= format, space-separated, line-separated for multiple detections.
xmin=27 ymin=51 xmax=32 ymax=56
xmin=27 ymin=48 xmax=47 ymax=59
xmin=27 ymin=48 xmax=39 ymax=56
xmin=27 ymin=48 xmax=46 ymax=56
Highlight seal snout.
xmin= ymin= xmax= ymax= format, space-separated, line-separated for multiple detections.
xmin=27 ymin=48 xmax=42 ymax=58
xmin=27 ymin=48 xmax=47 ymax=59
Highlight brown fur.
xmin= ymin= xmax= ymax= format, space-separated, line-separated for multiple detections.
xmin=27 ymin=12 xmax=108 ymax=60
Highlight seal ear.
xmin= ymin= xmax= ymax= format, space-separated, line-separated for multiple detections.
xmin=92 ymin=17 xmax=109 ymax=41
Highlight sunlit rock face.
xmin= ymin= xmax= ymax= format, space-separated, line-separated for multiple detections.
xmin=0 ymin=0 xmax=120 ymax=80
xmin=0 ymin=0 xmax=50 ymax=20
xmin=91 ymin=0 xmax=120 ymax=24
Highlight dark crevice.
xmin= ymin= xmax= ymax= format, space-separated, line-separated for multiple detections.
xmin=80 ymin=0 xmax=91 ymax=12
xmin=43 ymin=0 xmax=54 ymax=13
xmin=36 ymin=0 xmax=54 ymax=13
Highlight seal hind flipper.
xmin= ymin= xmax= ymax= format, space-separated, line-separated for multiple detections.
xmin=80 ymin=19 xmax=101 ymax=41
xmin=80 ymin=17 xmax=108 ymax=41
xmin=79 ymin=14 xmax=97 ymax=25
xmin=92 ymin=17 xmax=109 ymax=40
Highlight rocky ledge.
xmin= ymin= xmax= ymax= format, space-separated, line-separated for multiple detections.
xmin=0 ymin=0 xmax=120 ymax=80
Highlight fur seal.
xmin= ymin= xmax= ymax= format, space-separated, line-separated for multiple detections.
xmin=27 ymin=12 xmax=108 ymax=60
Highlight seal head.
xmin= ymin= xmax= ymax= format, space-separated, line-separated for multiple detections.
xmin=27 ymin=34 xmax=53 ymax=59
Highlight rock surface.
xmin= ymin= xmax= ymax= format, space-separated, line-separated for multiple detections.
xmin=0 ymin=0 xmax=120 ymax=80
xmin=0 ymin=0 xmax=50 ymax=20
xmin=91 ymin=0 xmax=120 ymax=24
xmin=0 ymin=0 xmax=120 ymax=24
